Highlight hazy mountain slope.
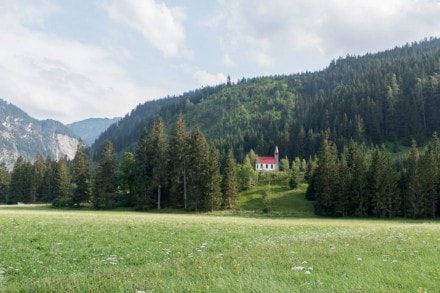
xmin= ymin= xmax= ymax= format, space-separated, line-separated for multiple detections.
xmin=91 ymin=38 xmax=440 ymax=160
xmin=0 ymin=99 xmax=78 ymax=169
xmin=67 ymin=117 xmax=120 ymax=145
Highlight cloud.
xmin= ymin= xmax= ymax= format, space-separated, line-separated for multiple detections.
xmin=194 ymin=70 xmax=227 ymax=87
xmin=218 ymin=0 xmax=440 ymax=67
xmin=0 ymin=1 xmax=165 ymax=123
xmin=105 ymin=0 xmax=189 ymax=57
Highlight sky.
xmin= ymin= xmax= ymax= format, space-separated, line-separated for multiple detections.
xmin=1 ymin=0 xmax=440 ymax=123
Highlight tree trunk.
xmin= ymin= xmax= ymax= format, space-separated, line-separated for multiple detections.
xmin=157 ymin=185 xmax=161 ymax=210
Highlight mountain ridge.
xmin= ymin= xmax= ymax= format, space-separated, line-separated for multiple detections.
xmin=67 ymin=117 xmax=120 ymax=146
xmin=0 ymin=99 xmax=78 ymax=169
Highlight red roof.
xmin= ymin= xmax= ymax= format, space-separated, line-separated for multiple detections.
xmin=257 ymin=156 xmax=276 ymax=164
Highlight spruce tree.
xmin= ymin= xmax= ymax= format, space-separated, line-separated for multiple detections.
xmin=237 ymin=155 xmax=256 ymax=191
xmin=405 ymin=140 xmax=422 ymax=217
xmin=369 ymin=146 xmax=400 ymax=218
xmin=148 ymin=118 xmax=168 ymax=209
xmin=53 ymin=157 xmax=71 ymax=207
xmin=9 ymin=156 xmax=32 ymax=204
xmin=134 ymin=128 xmax=152 ymax=209
xmin=187 ymin=127 xmax=209 ymax=211
xmin=31 ymin=155 xmax=46 ymax=203
xmin=71 ymin=140 xmax=91 ymax=207
xmin=93 ymin=141 xmax=118 ymax=209
xmin=222 ymin=149 xmax=238 ymax=209
xmin=119 ymin=152 xmax=136 ymax=207
xmin=169 ymin=114 xmax=191 ymax=209
xmin=312 ymin=133 xmax=339 ymax=216
xmin=204 ymin=144 xmax=223 ymax=211
xmin=0 ymin=163 xmax=10 ymax=204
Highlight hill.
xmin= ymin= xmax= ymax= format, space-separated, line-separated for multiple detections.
xmin=92 ymin=38 xmax=440 ymax=160
xmin=67 ymin=117 xmax=120 ymax=146
xmin=0 ymin=99 xmax=78 ymax=169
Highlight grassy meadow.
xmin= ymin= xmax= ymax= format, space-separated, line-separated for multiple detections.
xmin=1 ymin=185 xmax=440 ymax=292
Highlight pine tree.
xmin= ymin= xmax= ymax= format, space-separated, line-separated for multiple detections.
xmin=405 ymin=140 xmax=422 ymax=218
xmin=148 ymin=118 xmax=168 ymax=209
xmin=134 ymin=128 xmax=152 ymax=209
xmin=0 ymin=163 xmax=10 ymax=203
xmin=119 ymin=152 xmax=136 ymax=207
xmin=9 ymin=156 xmax=32 ymax=204
xmin=93 ymin=141 xmax=118 ymax=209
xmin=312 ymin=133 xmax=339 ymax=216
xmin=222 ymin=149 xmax=238 ymax=209
xmin=345 ymin=140 xmax=370 ymax=216
xmin=204 ymin=144 xmax=223 ymax=211
xmin=40 ymin=157 xmax=56 ymax=203
xmin=169 ymin=114 xmax=191 ymax=209
xmin=187 ymin=127 xmax=209 ymax=211
xmin=53 ymin=157 xmax=71 ymax=207
xmin=369 ymin=146 xmax=400 ymax=218
xmin=71 ymin=140 xmax=91 ymax=207
xmin=31 ymin=155 xmax=46 ymax=203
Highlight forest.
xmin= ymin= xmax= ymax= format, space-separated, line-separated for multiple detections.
xmin=92 ymin=38 xmax=440 ymax=162
xmin=0 ymin=116 xmax=257 ymax=212
xmin=2 ymin=38 xmax=440 ymax=218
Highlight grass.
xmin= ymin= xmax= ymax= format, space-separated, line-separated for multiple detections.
xmin=1 ymin=205 xmax=440 ymax=292
xmin=235 ymin=183 xmax=314 ymax=217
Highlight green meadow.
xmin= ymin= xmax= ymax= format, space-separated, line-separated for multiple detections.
xmin=1 ymin=185 xmax=440 ymax=292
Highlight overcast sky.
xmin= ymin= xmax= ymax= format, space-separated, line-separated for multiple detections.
xmin=1 ymin=0 xmax=440 ymax=123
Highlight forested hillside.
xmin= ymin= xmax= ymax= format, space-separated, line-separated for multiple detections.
xmin=92 ymin=38 xmax=440 ymax=160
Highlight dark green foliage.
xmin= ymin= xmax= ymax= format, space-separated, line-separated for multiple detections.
xmin=204 ymin=144 xmax=223 ymax=211
xmin=133 ymin=129 xmax=152 ymax=209
xmin=0 ymin=163 xmax=10 ymax=203
xmin=119 ymin=152 xmax=136 ymax=207
xmin=169 ymin=114 xmax=191 ymax=209
xmin=52 ymin=157 xmax=71 ymax=207
xmin=92 ymin=38 xmax=440 ymax=163
xmin=187 ymin=127 xmax=210 ymax=211
xmin=9 ymin=157 xmax=33 ymax=204
xmin=148 ymin=118 xmax=169 ymax=209
xmin=71 ymin=140 xmax=91 ymax=207
xmin=92 ymin=141 xmax=118 ymax=209
xmin=222 ymin=149 xmax=238 ymax=209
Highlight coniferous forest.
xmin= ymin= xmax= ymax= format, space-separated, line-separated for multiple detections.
xmin=2 ymin=38 xmax=440 ymax=218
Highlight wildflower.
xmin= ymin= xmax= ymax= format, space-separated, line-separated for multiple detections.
xmin=291 ymin=266 xmax=304 ymax=271
xmin=304 ymin=270 xmax=311 ymax=275
xmin=357 ymin=257 xmax=362 ymax=261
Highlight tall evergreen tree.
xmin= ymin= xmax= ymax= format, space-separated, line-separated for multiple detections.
xmin=31 ymin=155 xmax=46 ymax=203
xmin=9 ymin=156 xmax=32 ymax=204
xmin=237 ymin=155 xmax=257 ymax=191
xmin=187 ymin=127 xmax=209 ymax=211
xmin=148 ymin=118 xmax=169 ymax=209
xmin=53 ymin=157 xmax=71 ymax=207
xmin=312 ymin=133 xmax=339 ymax=216
xmin=41 ymin=157 xmax=57 ymax=203
xmin=204 ymin=144 xmax=223 ymax=211
xmin=0 ymin=163 xmax=10 ymax=203
xmin=169 ymin=114 xmax=191 ymax=209
xmin=134 ymin=128 xmax=152 ymax=209
xmin=119 ymin=152 xmax=136 ymax=207
xmin=93 ymin=141 xmax=118 ymax=209
xmin=369 ymin=146 xmax=400 ymax=218
xmin=405 ymin=140 xmax=422 ymax=217
xmin=222 ymin=149 xmax=238 ymax=209
xmin=71 ymin=140 xmax=91 ymax=207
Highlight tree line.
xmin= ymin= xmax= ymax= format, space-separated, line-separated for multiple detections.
xmin=307 ymin=133 xmax=440 ymax=218
xmin=0 ymin=115 xmax=261 ymax=212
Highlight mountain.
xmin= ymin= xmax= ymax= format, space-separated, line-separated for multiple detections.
xmin=0 ymin=99 xmax=78 ymax=169
xmin=91 ymin=37 xmax=440 ymax=161
xmin=67 ymin=117 xmax=120 ymax=146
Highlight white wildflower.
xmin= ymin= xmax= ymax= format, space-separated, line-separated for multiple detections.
xmin=304 ymin=270 xmax=311 ymax=275
xmin=291 ymin=266 xmax=304 ymax=271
